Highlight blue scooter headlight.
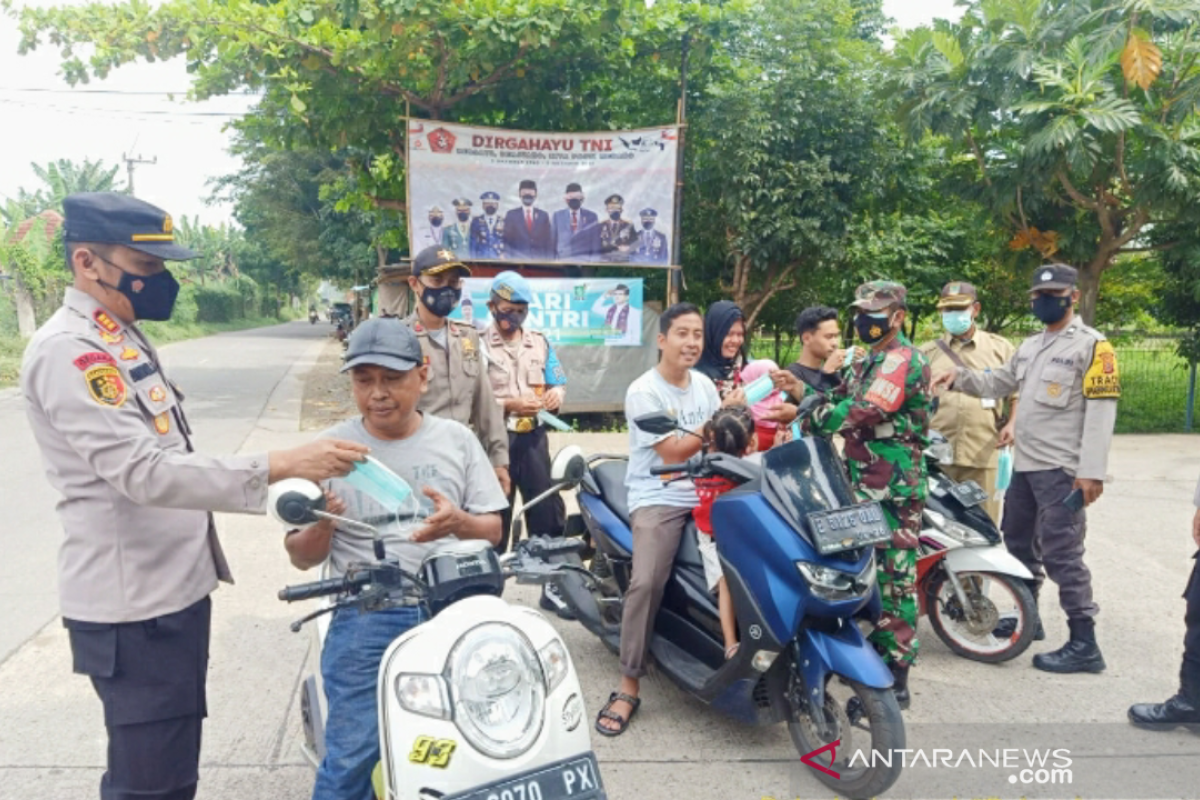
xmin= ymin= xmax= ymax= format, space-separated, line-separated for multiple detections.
xmin=796 ymin=558 xmax=877 ymax=602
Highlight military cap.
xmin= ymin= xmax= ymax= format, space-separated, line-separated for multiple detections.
xmin=491 ymin=270 xmax=533 ymax=305
xmin=63 ymin=192 xmax=196 ymax=261
xmin=565 ymin=182 xmax=583 ymax=195
xmin=1030 ymin=263 xmax=1077 ymax=291
xmin=519 ymin=179 xmax=538 ymax=192
xmin=451 ymin=197 xmax=473 ymax=209
xmin=480 ymin=191 xmax=500 ymax=201
xmin=428 ymin=205 xmax=444 ymax=214
xmin=412 ymin=244 xmax=471 ymax=278
xmin=936 ymin=281 xmax=978 ymax=309
xmin=605 ymin=194 xmax=624 ymax=205
xmin=342 ymin=317 xmax=423 ymax=374
xmin=850 ymin=280 xmax=908 ymax=312
xmin=639 ymin=208 xmax=658 ymax=218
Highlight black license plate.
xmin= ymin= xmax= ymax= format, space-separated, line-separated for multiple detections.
xmin=807 ymin=502 xmax=892 ymax=554
xmin=950 ymin=480 xmax=988 ymax=508
xmin=445 ymin=753 xmax=605 ymax=800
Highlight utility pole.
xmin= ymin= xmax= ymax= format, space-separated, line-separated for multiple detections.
xmin=122 ymin=153 xmax=157 ymax=196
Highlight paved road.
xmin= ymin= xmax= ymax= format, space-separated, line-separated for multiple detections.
xmin=2 ymin=326 xmax=1200 ymax=799
xmin=0 ymin=320 xmax=332 ymax=662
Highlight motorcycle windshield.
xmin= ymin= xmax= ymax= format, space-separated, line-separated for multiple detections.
xmin=760 ymin=436 xmax=858 ymax=534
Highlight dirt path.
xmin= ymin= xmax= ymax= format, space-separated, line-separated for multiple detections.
xmin=300 ymin=338 xmax=356 ymax=431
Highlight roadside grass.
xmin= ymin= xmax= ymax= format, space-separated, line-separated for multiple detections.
xmin=0 ymin=313 xmax=301 ymax=390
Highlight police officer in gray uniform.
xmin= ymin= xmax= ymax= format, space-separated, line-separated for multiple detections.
xmin=933 ymin=264 xmax=1119 ymax=674
xmin=21 ymin=193 xmax=368 ymax=800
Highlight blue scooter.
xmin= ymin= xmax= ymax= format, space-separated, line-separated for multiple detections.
xmin=532 ymin=412 xmax=906 ymax=799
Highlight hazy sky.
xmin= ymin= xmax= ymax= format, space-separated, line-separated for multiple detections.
xmin=0 ymin=0 xmax=964 ymax=227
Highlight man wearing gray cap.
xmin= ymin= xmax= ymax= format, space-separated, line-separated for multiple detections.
xmin=286 ymin=317 xmax=506 ymax=800
xmin=934 ymin=264 xmax=1120 ymax=674
xmin=21 ymin=192 xmax=368 ymax=800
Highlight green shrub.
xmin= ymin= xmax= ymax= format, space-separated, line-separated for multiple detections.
xmin=193 ymin=284 xmax=242 ymax=323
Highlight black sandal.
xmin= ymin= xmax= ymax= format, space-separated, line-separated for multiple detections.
xmin=594 ymin=691 xmax=640 ymax=737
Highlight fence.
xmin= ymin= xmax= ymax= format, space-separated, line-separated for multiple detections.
xmin=750 ymin=333 xmax=1200 ymax=435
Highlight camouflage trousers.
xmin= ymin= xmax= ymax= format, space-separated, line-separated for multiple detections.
xmin=867 ymin=500 xmax=922 ymax=668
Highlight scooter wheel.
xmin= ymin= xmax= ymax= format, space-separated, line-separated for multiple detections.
xmin=927 ymin=569 xmax=1037 ymax=663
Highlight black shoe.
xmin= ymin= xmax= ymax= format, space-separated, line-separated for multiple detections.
xmin=1128 ymin=694 xmax=1200 ymax=730
xmin=992 ymin=618 xmax=1045 ymax=641
xmin=1032 ymin=639 xmax=1106 ymax=673
xmin=539 ymin=583 xmax=577 ymax=621
xmin=889 ymin=664 xmax=911 ymax=711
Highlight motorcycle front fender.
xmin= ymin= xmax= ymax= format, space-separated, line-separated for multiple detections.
xmin=943 ymin=545 xmax=1034 ymax=580
xmin=795 ymin=622 xmax=893 ymax=698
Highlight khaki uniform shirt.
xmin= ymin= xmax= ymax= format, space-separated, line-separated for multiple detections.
xmin=483 ymin=323 xmax=567 ymax=433
xmin=919 ymin=330 xmax=1016 ymax=469
xmin=953 ymin=320 xmax=1119 ymax=481
xmin=21 ymin=288 xmax=269 ymax=624
xmin=406 ymin=312 xmax=508 ymax=468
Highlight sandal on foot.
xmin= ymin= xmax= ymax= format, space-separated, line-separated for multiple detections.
xmin=595 ymin=691 xmax=640 ymax=737
xmin=725 ymin=643 xmax=740 ymax=660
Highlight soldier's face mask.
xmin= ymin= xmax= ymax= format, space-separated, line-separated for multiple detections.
xmin=941 ymin=309 xmax=973 ymax=336
xmin=854 ymin=311 xmax=893 ymax=345
xmin=430 ymin=215 xmax=444 ymax=226
xmin=608 ymin=208 xmax=622 ymax=220
xmin=456 ymin=210 xmax=471 ymax=222
xmin=420 ymin=280 xmax=462 ymax=318
xmin=1031 ymin=292 xmax=1071 ymax=324
xmin=483 ymin=203 xmax=499 ymax=215
xmin=93 ymin=252 xmax=180 ymax=322
xmin=642 ymin=220 xmax=655 ymax=230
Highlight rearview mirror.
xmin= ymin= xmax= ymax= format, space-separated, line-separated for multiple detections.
xmin=632 ymin=412 xmax=680 ymax=436
xmin=268 ymin=479 xmax=326 ymax=526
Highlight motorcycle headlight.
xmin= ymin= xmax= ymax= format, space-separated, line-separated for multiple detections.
xmin=924 ymin=508 xmax=990 ymax=546
xmin=797 ymin=560 xmax=876 ymax=602
xmin=925 ymin=441 xmax=954 ymax=465
xmin=447 ymin=623 xmax=545 ymax=760
xmin=395 ymin=673 xmax=452 ymax=720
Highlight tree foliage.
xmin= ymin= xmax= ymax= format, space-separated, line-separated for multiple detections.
xmin=1 ymin=158 xmax=123 ymax=223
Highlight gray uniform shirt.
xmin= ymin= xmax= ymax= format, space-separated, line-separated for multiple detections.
xmin=952 ymin=320 xmax=1118 ymax=481
xmin=405 ymin=312 xmax=509 ymax=469
xmin=319 ymin=414 xmax=507 ymax=576
xmin=21 ymin=288 xmax=269 ymax=623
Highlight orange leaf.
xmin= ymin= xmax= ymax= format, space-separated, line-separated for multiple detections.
xmin=1121 ymin=31 xmax=1162 ymax=91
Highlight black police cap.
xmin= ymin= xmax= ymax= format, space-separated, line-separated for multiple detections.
xmin=1030 ymin=263 xmax=1078 ymax=291
xmin=412 ymin=245 xmax=472 ymax=278
xmin=63 ymin=192 xmax=197 ymax=261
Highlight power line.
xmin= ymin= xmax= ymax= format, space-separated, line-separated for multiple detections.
xmin=0 ymin=86 xmax=260 ymax=96
xmin=0 ymin=97 xmax=247 ymax=117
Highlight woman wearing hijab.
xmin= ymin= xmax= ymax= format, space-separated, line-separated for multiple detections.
xmin=696 ymin=300 xmax=748 ymax=399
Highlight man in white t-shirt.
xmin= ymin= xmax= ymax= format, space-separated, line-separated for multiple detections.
xmin=596 ymin=302 xmax=743 ymax=736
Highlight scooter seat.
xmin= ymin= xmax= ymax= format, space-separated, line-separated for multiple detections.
xmin=591 ymin=460 xmax=631 ymax=527
xmin=674 ymin=520 xmax=704 ymax=572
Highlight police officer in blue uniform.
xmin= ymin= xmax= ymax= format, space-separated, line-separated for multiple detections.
xmin=636 ymin=208 xmax=669 ymax=264
xmin=470 ymin=191 xmax=504 ymax=259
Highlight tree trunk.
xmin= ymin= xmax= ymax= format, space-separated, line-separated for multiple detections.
xmin=13 ymin=276 xmax=37 ymax=337
xmin=1078 ymin=254 xmax=1110 ymax=327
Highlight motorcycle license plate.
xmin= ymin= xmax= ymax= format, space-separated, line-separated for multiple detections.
xmin=950 ymin=480 xmax=988 ymax=508
xmin=444 ymin=753 xmax=606 ymax=800
xmin=807 ymin=502 xmax=892 ymax=554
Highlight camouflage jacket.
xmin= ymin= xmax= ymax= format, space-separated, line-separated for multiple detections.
xmin=799 ymin=333 xmax=932 ymax=506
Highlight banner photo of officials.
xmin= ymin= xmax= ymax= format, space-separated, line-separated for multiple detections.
xmin=407 ymin=121 xmax=678 ymax=267
xmin=449 ymin=277 xmax=644 ymax=347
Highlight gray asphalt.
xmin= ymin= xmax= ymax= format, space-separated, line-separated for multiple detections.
xmin=0 ymin=319 xmax=332 ymax=663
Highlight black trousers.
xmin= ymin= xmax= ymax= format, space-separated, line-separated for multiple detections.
xmin=1001 ymin=469 xmax=1098 ymax=620
xmin=64 ymin=596 xmax=211 ymax=800
xmin=1183 ymin=553 xmax=1200 ymax=698
xmin=499 ymin=426 xmax=566 ymax=553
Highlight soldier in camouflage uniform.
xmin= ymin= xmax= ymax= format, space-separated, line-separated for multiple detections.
xmin=781 ymin=281 xmax=931 ymax=709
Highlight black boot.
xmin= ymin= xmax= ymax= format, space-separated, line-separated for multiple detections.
xmin=1127 ymin=694 xmax=1200 ymax=729
xmin=1032 ymin=618 xmax=1105 ymax=674
xmin=889 ymin=663 xmax=910 ymax=711
xmin=992 ymin=617 xmax=1045 ymax=641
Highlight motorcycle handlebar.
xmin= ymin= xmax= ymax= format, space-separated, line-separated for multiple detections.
xmin=278 ymin=571 xmax=370 ymax=603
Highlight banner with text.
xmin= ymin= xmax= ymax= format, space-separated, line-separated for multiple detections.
xmin=448 ymin=277 xmax=644 ymax=347
xmin=408 ymin=121 xmax=678 ymax=267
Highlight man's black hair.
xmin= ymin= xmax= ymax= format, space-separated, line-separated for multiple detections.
xmin=615 ymin=283 xmax=630 ymax=293
xmin=795 ymin=305 xmax=839 ymax=338
xmin=659 ymin=301 xmax=702 ymax=335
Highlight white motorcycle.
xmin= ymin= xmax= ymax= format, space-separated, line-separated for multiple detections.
xmin=268 ymin=479 xmax=607 ymax=800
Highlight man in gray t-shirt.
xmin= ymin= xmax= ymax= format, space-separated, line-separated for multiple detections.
xmin=285 ymin=318 xmax=506 ymax=800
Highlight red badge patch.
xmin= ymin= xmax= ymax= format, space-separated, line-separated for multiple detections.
xmin=74 ymin=352 xmax=116 ymax=371
xmin=119 ymin=346 xmax=140 ymax=361
xmin=93 ymin=310 xmax=121 ymax=333
xmin=864 ymin=373 xmax=907 ymax=413
xmin=84 ymin=365 xmax=127 ymax=407
xmin=149 ymin=385 xmax=167 ymax=403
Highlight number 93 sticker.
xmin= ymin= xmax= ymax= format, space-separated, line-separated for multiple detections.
xmin=409 ymin=735 xmax=456 ymax=768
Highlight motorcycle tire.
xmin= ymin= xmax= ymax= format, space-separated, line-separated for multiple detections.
xmin=926 ymin=569 xmax=1037 ymax=663
xmin=787 ymin=674 xmax=904 ymax=800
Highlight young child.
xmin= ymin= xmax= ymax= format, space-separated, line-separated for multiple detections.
xmin=694 ymin=405 xmax=757 ymax=659
xmin=739 ymin=359 xmax=785 ymax=452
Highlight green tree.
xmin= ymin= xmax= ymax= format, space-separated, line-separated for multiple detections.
xmin=2 ymin=158 xmax=123 ymax=222
xmin=888 ymin=0 xmax=1200 ymax=325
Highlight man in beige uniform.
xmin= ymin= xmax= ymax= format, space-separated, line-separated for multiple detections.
xmin=404 ymin=245 xmax=511 ymax=494
xmin=21 ymin=193 xmax=367 ymax=800
xmin=934 ymin=264 xmax=1119 ymax=675
xmin=920 ymin=281 xmax=1017 ymax=522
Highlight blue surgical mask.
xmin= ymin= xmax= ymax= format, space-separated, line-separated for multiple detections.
xmin=344 ymin=456 xmax=414 ymax=511
xmin=941 ymin=309 xmax=973 ymax=336
xmin=997 ymin=447 xmax=1014 ymax=492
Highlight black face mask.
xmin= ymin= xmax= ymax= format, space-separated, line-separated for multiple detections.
xmin=483 ymin=205 xmax=498 ymax=215
xmin=95 ymin=254 xmax=180 ymax=321
xmin=642 ymin=221 xmax=655 ymax=230
xmin=421 ymin=284 xmax=461 ymax=318
xmin=609 ymin=210 xmax=622 ymax=221
xmin=567 ymin=199 xmax=583 ymax=210
xmin=430 ymin=216 xmax=444 ymax=227
xmin=456 ymin=211 xmax=470 ymax=222
xmin=493 ymin=309 xmax=528 ymax=332
xmin=854 ymin=312 xmax=892 ymax=345
xmin=521 ymin=195 xmax=536 ymax=207
xmin=1031 ymin=293 xmax=1071 ymax=324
